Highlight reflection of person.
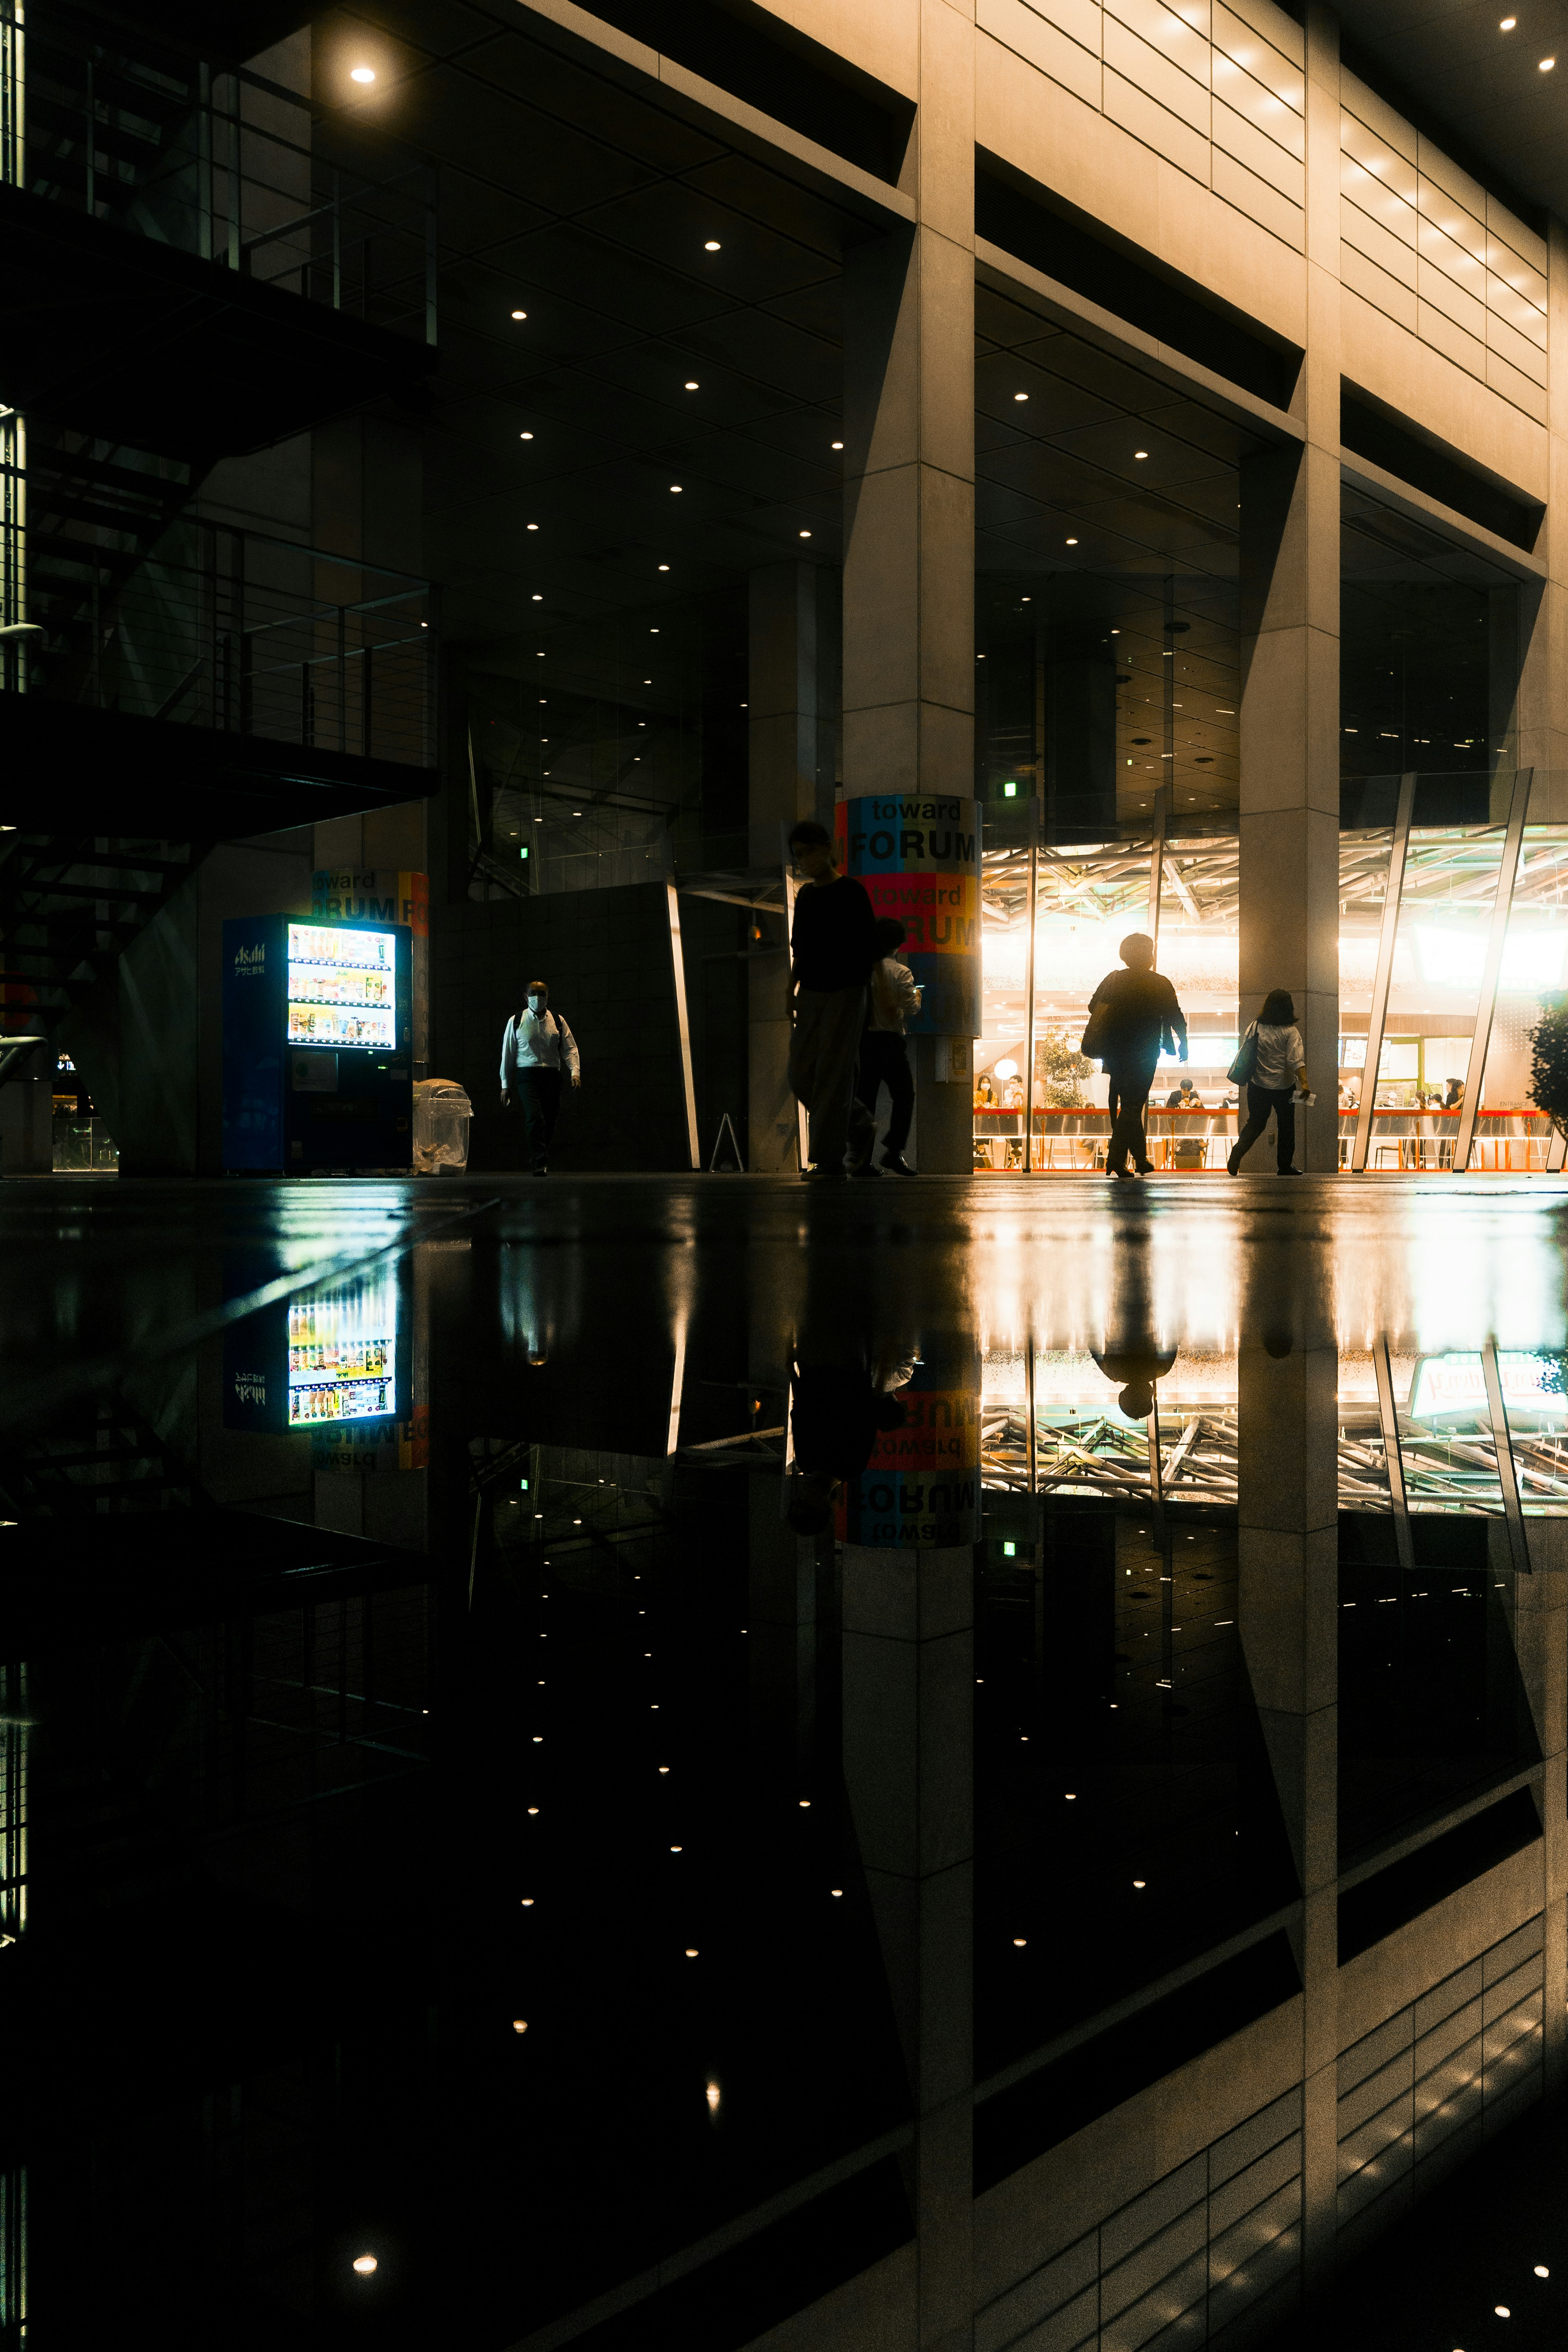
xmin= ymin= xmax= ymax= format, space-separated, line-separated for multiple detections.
xmin=500 ymin=980 xmax=581 ymax=1175
xmin=787 ymin=1345 xmax=911 ymax=1534
xmin=1094 ymin=1233 xmax=1176 ymax=1420
xmin=1227 ymin=990 xmax=1308 ymax=1176
xmin=1086 ymin=933 xmax=1188 ymax=1181
xmin=786 ymin=820 xmax=878 ymax=1182
xmin=1165 ymin=1078 xmax=1203 ymax=1109
xmin=854 ymin=916 xmax=921 ymax=1177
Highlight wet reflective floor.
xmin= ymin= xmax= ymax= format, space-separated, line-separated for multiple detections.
xmin=2 ymin=1172 xmax=1566 ymax=2349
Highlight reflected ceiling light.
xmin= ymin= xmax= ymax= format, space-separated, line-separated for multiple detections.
xmin=659 ymin=1764 xmax=670 ymax=1772
xmin=1496 ymin=2307 xmax=1512 ymax=2318
xmin=350 ymin=65 xmax=376 ymax=83
xmin=685 ymin=1946 xmax=699 ymax=1957
xmin=706 ymin=2080 xmax=721 ymax=2112
xmin=1133 ymin=1878 xmax=1146 ymax=1887
xmin=1013 ymin=1936 xmax=1027 ymax=1946
xmin=511 ymin=308 xmax=527 ymax=319
xmin=704 ymin=239 xmax=721 ymax=250
xmin=831 ymin=1887 xmax=842 ymax=1896
xmin=1541 ymin=56 xmax=1556 ymax=67
xmin=352 ymin=2253 xmax=379 ymax=2274
xmin=512 ymin=2019 xmax=528 ymax=2034
xmin=798 ymin=1798 xmax=811 ymax=1807
xmin=1535 ymin=2265 xmax=1550 ymax=2278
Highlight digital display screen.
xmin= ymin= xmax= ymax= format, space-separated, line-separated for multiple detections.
xmin=286 ymin=922 xmax=396 ymax=1048
xmin=287 ymin=1275 xmax=397 ymax=1426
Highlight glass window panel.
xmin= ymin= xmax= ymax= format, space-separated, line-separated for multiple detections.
xmin=1475 ymin=821 xmax=1568 ymax=1170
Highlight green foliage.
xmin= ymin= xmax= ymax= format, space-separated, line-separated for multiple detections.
xmin=1038 ymin=1026 xmax=1094 ymax=1109
xmin=1528 ymin=993 xmax=1568 ymax=1128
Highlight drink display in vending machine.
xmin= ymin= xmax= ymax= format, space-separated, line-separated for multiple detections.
xmin=223 ymin=1266 xmax=410 ymax=1445
xmin=222 ymin=914 xmax=413 ymax=1171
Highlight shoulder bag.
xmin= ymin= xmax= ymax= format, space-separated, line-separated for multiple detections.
xmin=1227 ymin=1022 xmax=1259 ymax=1087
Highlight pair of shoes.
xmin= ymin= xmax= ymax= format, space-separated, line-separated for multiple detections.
xmin=1134 ymin=1162 xmax=1153 ymax=1176
xmin=880 ymin=1154 xmax=916 ymax=1177
xmin=1108 ymin=1166 xmax=1135 ymax=1182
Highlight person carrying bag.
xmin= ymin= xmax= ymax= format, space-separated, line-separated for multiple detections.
xmin=1226 ymin=992 xmax=1309 ymax=1175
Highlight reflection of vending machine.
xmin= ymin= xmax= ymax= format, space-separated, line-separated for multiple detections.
xmin=223 ymin=1266 xmax=412 ymax=1462
xmin=222 ymin=915 xmax=413 ymax=1172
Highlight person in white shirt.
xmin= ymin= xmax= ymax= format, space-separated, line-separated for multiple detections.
xmin=852 ymin=918 xmax=922 ymax=1176
xmin=1227 ymin=989 xmax=1310 ymax=1175
xmin=500 ymin=979 xmax=580 ymax=1175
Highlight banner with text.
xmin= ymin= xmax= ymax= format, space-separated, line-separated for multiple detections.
xmin=837 ymin=796 xmax=980 ymax=1035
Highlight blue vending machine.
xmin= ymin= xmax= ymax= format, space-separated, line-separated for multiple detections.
xmin=222 ymin=914 xmax=413 ymax=1173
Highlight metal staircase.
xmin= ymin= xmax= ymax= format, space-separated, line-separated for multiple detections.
xmin=0 ymin=832 xmax=209 ymax=1086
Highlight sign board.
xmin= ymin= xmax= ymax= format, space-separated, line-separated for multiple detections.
xmin=836 ymin=796 xmax=980 ymax=1035
xmin=1407 ymin=1350 xmax=1568 ymax=1420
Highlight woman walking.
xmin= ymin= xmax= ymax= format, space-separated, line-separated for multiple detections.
xmin=1227 ymin=990 xmax=1310 ymax=1175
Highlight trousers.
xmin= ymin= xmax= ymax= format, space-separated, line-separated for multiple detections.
xmin=1232 ymin=1083 xmax=1296 ymax=1172
xmin=514 ymin=1066 xmax=563 ymax=1169
xmin=1105 ymin=1058 xmax=1159 ymax=1173
xmin=788 ymin=985 xmax=875 ymax=1170
xmin=853 ymin=1031 xmax=914 ymax=1157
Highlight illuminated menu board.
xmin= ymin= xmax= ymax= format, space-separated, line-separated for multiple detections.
xmin=287 ymin=1276 xmax=397 ymax=1426
xmin=286 ymin=922 xmax=396 ymax=1048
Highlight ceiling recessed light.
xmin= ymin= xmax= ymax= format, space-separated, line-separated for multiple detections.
xmin=1013 ymin=1936 xmax=1027 ymax=1946
xmin=1014 ymin=392 xmax=1029 ymax=402
xmin=684 ymin=379 xmax=699 ymax=390
xmin=799 ymin=529 xmax=812 ymax=538
xmin=519 ymin=430 xmax=533 ymax=440
xmin=352 ymin=2252 xmax=379 ymax=2274
xmin=511 ymin=309 xmax=527 ymax=320
xmin=511 ymin=2019 xmax=528 ymax=2034
xmin=831 ymin=439 xmax=844 ymax=449
xmin=703 ymin=240 xmax=721 ymax=251
xmin=531 ymin=594 xmax=542 ymax=602
xmin=658 ymin=562 xmax=669 ymax=571
xmin=670 ymin=484 xmax=682 ymax=493
xmin=350 ymin=65 xmax=375 ymax=83
xmin=526 ymin=523 xmax=538 ymax=531
xmin=1135 ymin=449 xmax=1149 ymax=459
xmin=1541 ymin=54 xmax=1556 ymax=67
xmin=1065 ymin=536 xmax=1078 ymax=545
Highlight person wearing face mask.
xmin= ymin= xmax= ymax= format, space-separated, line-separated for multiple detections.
xmin=500 ymin=979 xmax=581 ymax=1175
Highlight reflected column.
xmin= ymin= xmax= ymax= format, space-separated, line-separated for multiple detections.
xmin=841 ymin=1336 xmax=978 ymax=2346
xmin=1503 ymin=1518 xmax=1568 ymax=2096
xmin=1236 ymin=1243 xmax=1338 ymax=2293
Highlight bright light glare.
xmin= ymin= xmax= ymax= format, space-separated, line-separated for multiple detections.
xmin=352 ymin=2254 xmax=378 ymax=2275
xmin=994 ymin=1059 xmax=1019 ymax=1078
xmin=350 ymin=65 xmax=376 ymax=83
xmin=706 ymin=2080 xmax=720 ymax=2112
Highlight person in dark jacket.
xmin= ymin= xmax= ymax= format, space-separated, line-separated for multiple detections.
xmin=1086 ymin=934 xmax=1188 ymax=1180
xmin=786 ymin=819 xmax=879 ymax=1181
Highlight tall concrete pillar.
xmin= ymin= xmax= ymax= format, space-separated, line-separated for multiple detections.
xmin=1237 ymin=4 xmax=1341 ymax=1172
xmin=841 ymin=0 xmax=976 ymax=1170
xmin=1512 ymin=218 xmax=1568 ymax=809
xmin=1236 ymin=1251 xmax=1339 ymax=2303
xmin=748 ymin=561 xmax=837 ymax=1172
xmin=842 ymin=1543 xmax=972 ymax=2350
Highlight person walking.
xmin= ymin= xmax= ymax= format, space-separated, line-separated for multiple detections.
xmin=1226 ymin=990 xmax=1309 ymax=1175
xmin=853 ymin=916 xmax=921 ymax=1177
xmin=499 ymin=979 xmax=581 ymax=1175
xmin=1083 ymin=932 xmax=1188 ymax=1181
xmin=786 ymin=818 xmax=878 ymax=1182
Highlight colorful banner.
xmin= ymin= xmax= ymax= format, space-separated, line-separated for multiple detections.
xmin=838 ymin=1378 xmax=982 ymax=1549
xmin=837 ymin=796 xmax=980 ymax=1035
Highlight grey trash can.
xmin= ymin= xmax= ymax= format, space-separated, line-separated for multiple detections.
xmin=413 ymin=1079 xmax=473 ymax=1173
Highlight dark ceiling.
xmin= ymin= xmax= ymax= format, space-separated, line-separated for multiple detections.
xmin=1336 ymin=0 xmax=1568 ymax=225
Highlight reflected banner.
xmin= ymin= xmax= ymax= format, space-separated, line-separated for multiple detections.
xmin=839 ymin=1368 xmax=982 ymax=1549
xmin=837 ymin=794 xmax=980 ymax=1035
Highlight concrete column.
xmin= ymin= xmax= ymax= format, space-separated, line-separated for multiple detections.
xmin=748 ymin=562 xmax=837 ymax=1173
xmin=841 ymin=0 xmax=976 ymax=1172
xmin=1237 ymin=4 xmax=1340 ymax=1172
xmin=1236 ymin=1256 xmax=1339 ymax=2303
xmin=1512 ymin=218 xmax=1568 ymax=809
xmin=1505 ymin=1519 xmax=1568 ymax=2095
xmin=842 ymin=1543 xmax=972 ymax=2352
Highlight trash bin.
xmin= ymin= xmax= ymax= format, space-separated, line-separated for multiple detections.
xmin=412 ymin=1079 xmax=472 ymax=1173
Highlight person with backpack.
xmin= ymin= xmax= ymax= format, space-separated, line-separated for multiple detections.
xmin=1082 ymin=932 xmax=1188 ymax=1181
xmin=1226 ymin=990 xmax=1309 ymax=1175
xmin=499 ymin=979 xmax=581 ymax=1175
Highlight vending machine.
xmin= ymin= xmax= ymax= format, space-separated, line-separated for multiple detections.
xmin=222 ymin=1265 xmax=413 ymax=1463
xmin=222 ymin=914 xmax=413 ymax=1172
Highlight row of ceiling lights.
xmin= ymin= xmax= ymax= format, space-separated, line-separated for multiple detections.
xmin=1498 ymin=16 xmax=1555 ymax=66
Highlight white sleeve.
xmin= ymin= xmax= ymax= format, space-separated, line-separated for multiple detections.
xmin=557 ymin=1017 xmax=581 ymax=1079
xmin=1290 ymin=1027 xmax=1306 ymax=1068
xmin=894 ymin=961 xmax=921 ymax=1014
xmin=499 ymin=1017 xmax=515 ymax=1088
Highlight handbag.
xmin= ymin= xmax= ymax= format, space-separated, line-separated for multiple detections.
xmin=1227 ymin=1022 xmax=1259 ymax=1087
xmin=1080 ymin=1000 xmax=1114 ymax=1062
